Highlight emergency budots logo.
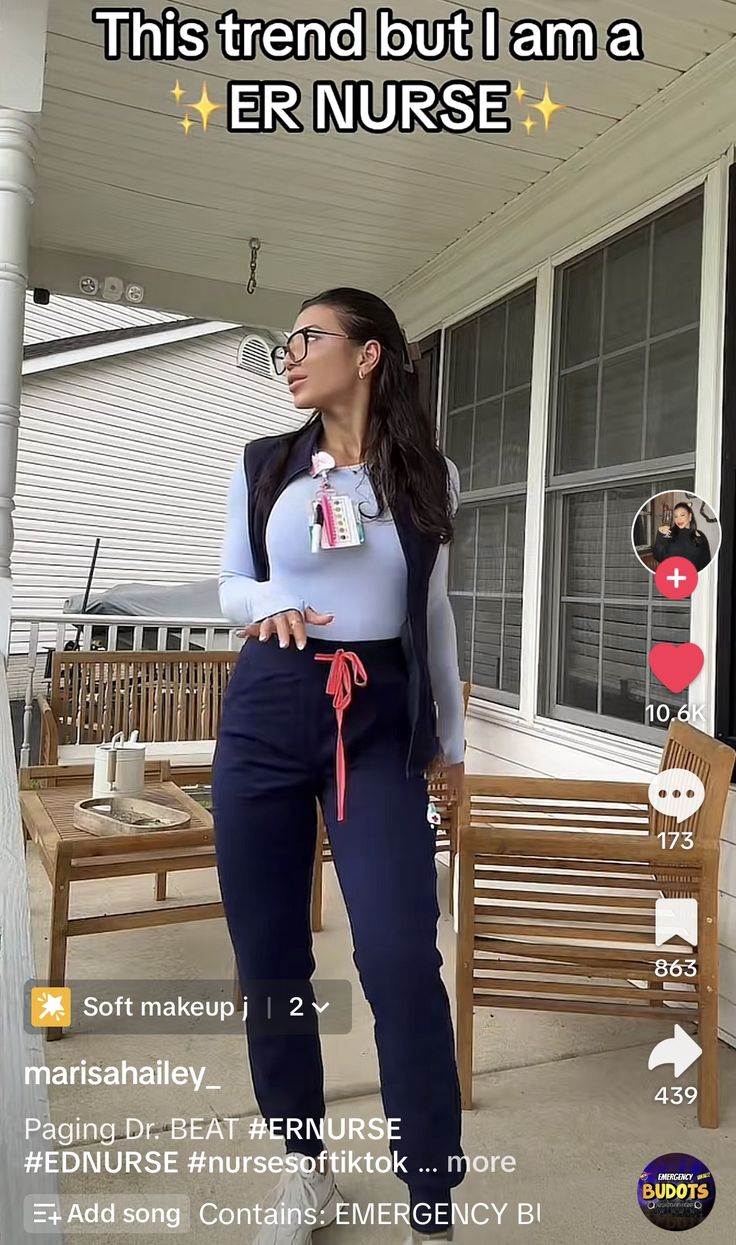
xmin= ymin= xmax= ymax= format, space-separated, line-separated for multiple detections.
xmin=637 ymin=1153 xmax=715 ymax=1230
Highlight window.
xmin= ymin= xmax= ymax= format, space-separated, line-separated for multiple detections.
xmin=442 ymin=285 xmax=535 ymax=705
xmin=543 ymin=193 xmax=704 ymax=739
xmin=414 ymin=329 xmax=441 ymax=434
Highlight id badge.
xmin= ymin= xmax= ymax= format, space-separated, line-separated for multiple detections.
xmin=308 ymin=492 xmax=364 ymax=551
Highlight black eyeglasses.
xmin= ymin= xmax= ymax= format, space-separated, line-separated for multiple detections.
xmin=271 ymin=328 xmax=361 ymax=375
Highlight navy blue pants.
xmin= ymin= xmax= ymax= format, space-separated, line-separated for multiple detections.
xmin=211 ymin=633 xmax=465 ymax=1205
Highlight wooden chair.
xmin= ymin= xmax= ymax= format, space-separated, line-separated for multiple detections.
xmin=454 ymin=720 xmax=735 ymax=1128
xmin=37 ymin=649 xmax=238 ymax=766
xmin=310 ymin=680 xmax=472 ymax=931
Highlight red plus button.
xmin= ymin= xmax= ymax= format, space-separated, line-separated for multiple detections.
xmin=655 ymin=556 xmax=698 ymax=600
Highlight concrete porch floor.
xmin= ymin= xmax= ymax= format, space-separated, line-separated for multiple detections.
xmin=26 ymin=844 xmax=736 ymax=1244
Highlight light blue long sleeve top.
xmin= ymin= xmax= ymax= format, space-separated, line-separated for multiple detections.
xmin=218 ymin=451 xmax=466 ymax=765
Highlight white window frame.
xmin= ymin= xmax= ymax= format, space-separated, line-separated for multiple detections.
xmin=435 ymin=154 xmax=730 ymax=767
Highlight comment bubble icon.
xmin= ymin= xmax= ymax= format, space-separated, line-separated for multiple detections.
xmin=648 ymin=768 xmax=705 ymax=824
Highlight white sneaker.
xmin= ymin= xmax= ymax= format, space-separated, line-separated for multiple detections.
xmin=252 ymin=1164 xmax=343 ymax=1244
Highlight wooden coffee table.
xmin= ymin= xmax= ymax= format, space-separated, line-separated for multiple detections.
xmin=19 ymin=763 xmax=222 ymax=1039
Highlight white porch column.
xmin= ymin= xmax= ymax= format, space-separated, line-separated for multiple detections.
xmin=0 ymin=107 xmax=38 ymax=657
xmin=0 ymin=9 xmax=58 ymax=1245
xmin=0 ymin=0 xmax=47 ymax=657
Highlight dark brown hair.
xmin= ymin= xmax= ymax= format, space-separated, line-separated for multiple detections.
xmin=673 ymin=502 xmax=705 ymax=543
xmin=254 ymin=287 xmax=455 ymax=543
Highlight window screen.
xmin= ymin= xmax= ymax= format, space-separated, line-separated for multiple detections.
xmin=442 ymin=285 xmax=535 ymax=705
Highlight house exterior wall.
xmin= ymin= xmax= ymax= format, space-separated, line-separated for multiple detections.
xmin=393 ymin=49 xmax=736 ymax=1047
xmin=9 ymin=324 xmax=299 ymax=668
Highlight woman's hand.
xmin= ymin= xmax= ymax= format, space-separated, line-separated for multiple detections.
xmin=425 ymin=754 xmax=465 ymax=805
xmin=443 ymin=761 xmax=465 ymax=805
xmin=658 ymin=525 xmax=672 ymax=536
xmin=235 ymin=606 xmax=334 ymax=649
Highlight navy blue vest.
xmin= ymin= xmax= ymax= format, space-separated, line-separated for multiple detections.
xmin=243 ymin=418 xmax=441 ymax=777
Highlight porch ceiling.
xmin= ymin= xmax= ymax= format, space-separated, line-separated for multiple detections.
xmin=30 ymin=0 xmax=736 ymax=325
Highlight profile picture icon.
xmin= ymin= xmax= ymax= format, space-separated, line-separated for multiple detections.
xmin=631 ymin=491 xmax=720 ymax=574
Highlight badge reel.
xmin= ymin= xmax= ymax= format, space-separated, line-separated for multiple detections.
xmin=308 ymin=451 xmax=365 ymax=553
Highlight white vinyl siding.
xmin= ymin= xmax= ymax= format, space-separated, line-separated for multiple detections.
xmin=22 ymin=289 xmax=184 ymax=343
xmin=10 ymin=326 xmax=300 ymax=657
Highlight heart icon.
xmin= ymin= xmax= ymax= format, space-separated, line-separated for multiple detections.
xmin=648 ymin=643 xmax=704 ymax=693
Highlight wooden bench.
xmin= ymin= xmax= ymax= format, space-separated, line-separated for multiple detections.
xmin=37 ymin=649 xmax=238 ymax=766
xmin=454 ymin=720 xmax=735 ymax=1127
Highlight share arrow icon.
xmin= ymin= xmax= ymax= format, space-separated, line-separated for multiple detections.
xmin=648 ymin=1024 xmax=702 ymax=1077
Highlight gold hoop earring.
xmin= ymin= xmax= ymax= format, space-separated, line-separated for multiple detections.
xmin=358 ymin=370 xmax=365 ymax=380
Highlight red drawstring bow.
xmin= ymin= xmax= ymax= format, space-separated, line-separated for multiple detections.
xmin=314 ymin=648 xmax=368 ymax=821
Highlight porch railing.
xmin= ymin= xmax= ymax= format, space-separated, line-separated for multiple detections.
xmin=9 ymin=611 xmax=240 ymax=768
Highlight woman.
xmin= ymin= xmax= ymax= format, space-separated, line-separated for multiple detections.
xmin=212 ymin=287 xmax=467 ymax=1245
xmin=652 ymin=502 xmax=712 ymax=571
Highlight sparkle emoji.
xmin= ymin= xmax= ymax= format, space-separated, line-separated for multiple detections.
xmin=190 ymin=81 xmax=223 ymax=133
xmin=39 ymin=993 xmax=66 ymax=1020
xmin=521 ymin=115 xmax=536 ymax=136
xmin=531 ymin=83 xmax=565 ymax=131
xmin=513 ymin=81 xmax=527 ymax=104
